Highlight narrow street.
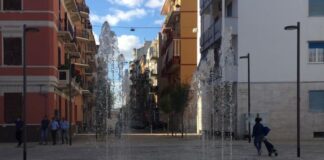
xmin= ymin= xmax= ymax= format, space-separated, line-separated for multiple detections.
xmin=1 ymin=134 xmax=323 ymax=160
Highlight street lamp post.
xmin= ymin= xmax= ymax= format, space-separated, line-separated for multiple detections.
xmin=23 ymin=24 xmax=39 ymax=160
xmin=240 ymin=53 xmax=251 ymax=143
xmin=284 ymin=22 xmax=301 ymax=158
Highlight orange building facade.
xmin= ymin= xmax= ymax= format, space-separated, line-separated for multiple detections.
xmin=0 ymin=0 xmax=96 ymax=141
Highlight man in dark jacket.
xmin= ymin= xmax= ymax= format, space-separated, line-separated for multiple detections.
xmin=40 ymin=115 xmax=50 ymax=145
xmin=252 ymin=117 xmax=264 ymax=156
xmin=15 ymin=117 xmax=24 ymax=147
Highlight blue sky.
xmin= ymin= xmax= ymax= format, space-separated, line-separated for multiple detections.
xmin=86 ymin=0 xmax=164 ymax=61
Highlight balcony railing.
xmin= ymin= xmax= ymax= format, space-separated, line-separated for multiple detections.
xmin=200 ymin=0 xmax=213 ymax=13
xmin=76 ymin=29 xmax=89 ymax=39
xmin=58 ymin=13 xmax=75 ymax=41
xmin=65 ymin=0 xmax=78 ymax=12
xmin=77 ymin=4 xmax=89 ymax=14
xmin=161 ymin=39 xmax=180 ymax=74
xmin=201 ymin=17 xmax=237 ymax=51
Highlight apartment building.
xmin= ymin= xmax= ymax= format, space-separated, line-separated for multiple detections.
xmin=199 ymin=0 xmax=324 ymax=140
xmin=158 ymin=0 xmax=198 ymax=130
xmin=0 ymin=0 xmax=96 ymax=141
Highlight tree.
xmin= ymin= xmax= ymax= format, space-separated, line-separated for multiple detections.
xmin=159 ymin=94 xmax=172 ymax=134
xmin=170 ymin=84 xmax=190 ymax=138
xmin=160 ymin=84 xmax=190 ymax=137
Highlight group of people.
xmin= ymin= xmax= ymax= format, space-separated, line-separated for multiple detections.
xmin=15 ymin=115 xmax=70 ymax=147
xmin=40 ymin=116 xmax=69 ymax=145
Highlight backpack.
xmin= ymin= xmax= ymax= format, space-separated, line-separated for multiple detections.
xmin=263 ymin=126 xmax=271 ymax=136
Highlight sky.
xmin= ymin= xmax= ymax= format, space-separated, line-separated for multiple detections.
xmin=86 ymin=0 xmax=165 ymax=61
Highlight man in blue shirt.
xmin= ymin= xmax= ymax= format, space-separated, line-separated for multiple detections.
xmin=60 ymin=118 xmax=69 ymax=144
xmin=50 ymin=117 xmax=60 ymax=145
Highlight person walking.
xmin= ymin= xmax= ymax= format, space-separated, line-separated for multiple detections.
xmin=50 ymin=117 xmax=59 ymax=145
xmin=15 ymin=117 xmax=24 ymax=147
xmin=252 ymin=117 xmax=264 ymax=156
xmin=40 ymin=115 xmax=50 ymax=145
xmin=60 ymin=118 xmax=69 ymax=144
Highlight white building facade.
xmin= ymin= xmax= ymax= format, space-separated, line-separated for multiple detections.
xmin=199 ymin=0 xmax=324 ymax=140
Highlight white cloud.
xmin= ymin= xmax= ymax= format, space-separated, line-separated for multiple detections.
xmin=117 ymin=35 xmax=142 ymax=61
xmin=145 ymin=0 xmax=164 ymax=8
xmin=93 ymin=32 xmax=100 ymax=45
xmin=107 ymin=0 xmax=143 ymax=8
xmin=154 ymin=19 xmax=164 ymax=25
xmin=90 ymin=9 xmax=147 ymax=26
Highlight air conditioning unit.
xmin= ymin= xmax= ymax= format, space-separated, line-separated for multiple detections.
xmin=59 ymin=70 xmax=69 ymax=85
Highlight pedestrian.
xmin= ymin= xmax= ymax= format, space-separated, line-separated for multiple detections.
xmin=15 ymin=117 xmax=24 ymax=147
xmin=40 ymin=115 xmax=50 ymax=145
xmin=60 ymin=117 xmax=69 ymax=144
xmin=50 ymin=117 xmax=59 ymax=145
xmin=115 ymin=121 xmax=122 ymax=139
xmin=252 ymin=117 xmax=264 ymax=156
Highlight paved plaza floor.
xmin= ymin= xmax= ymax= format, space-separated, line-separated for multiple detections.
xmin=0 ymin=134 xmax=323 ymax=160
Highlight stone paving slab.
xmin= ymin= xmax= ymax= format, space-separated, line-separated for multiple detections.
xmin=0 ymin=134 xmax=323 ymax=160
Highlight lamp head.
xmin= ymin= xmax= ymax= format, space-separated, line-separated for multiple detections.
xmin=284 ymin=25 xmax=298 ymax=30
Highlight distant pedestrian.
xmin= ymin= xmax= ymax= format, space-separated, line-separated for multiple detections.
xmin=60 ymin=118 xmax=69 ymax=144
xmin=40 ymin=115 xmax=50 ymax=145
xmin=15 ymin=117 xmax=24 ymax=147
xmin=50 ymin=117 xmax=59 ymax=145
xmin=252 ymin=117 xmax=264 ymax=156
xmin=115 ymin=121 xmax=122 ymax=139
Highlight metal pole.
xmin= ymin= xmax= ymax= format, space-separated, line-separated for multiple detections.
xmin=247 ymin=53 xmax=251 ymax=143
xmin=23 ymin=24 xmax=27 ymax=160
xmin=297 ymin=22 xmax=300 ymax=158
xmin=69 ymin=55 xmax=72 ymax=146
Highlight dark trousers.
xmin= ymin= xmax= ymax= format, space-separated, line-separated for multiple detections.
xmin=16 ymin=130 xmax=22 ymax=146
xmin=51 ymin=130 xmax=57 ymax=145
xmin=254 ymin=137 xmax=263 ymax=154
xmin=61 ymin=129 xmax=68 ymax=144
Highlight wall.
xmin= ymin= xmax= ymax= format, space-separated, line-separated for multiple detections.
xmin=237 ymin=82 xmax=324 ymax=140
xmin=238 ymin=0 xmax=324 ymax=83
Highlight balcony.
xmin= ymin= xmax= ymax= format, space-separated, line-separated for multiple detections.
xmin=162 ymin=39 xmax=180 ymax=74
xmin=85 ymin=43 xmax=97 ymax=54
xmin=85 ymin=68 xmax=93 ymax=76
xmin=76 ymin=29 xmax=89 ymax=40
xmin=85 ymin=20 xmax=92 ymax=30
xmin=200 ymin=0 xmax=213 ymax=13
xmin=58 ymin=13 xmax=75 ymax=43
xmin=163 ymin=10 xmax=180 ymax=32
xmin=77 ymin=3 xmax=90 ymax=18
xmin=201 ymin=17 xmax=237 ymax=52
xmin=64 ymin=0 xmax=78 ymax=11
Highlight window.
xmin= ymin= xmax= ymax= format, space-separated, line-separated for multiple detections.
xmin=226 ymin=2 xmax=233 ymax=17
xmin=4 ymin=37 xmax=22 ymax=65
xmin=4 ymin=93 xmax=22 ymax=123
xmin=309 ymin=0 xmax=324 ymax=16
xmin=309 ymin=42 xmax=324 ymax=63
xmin=309 ymin=91 xmax=324 ymax=112
xmin=3 ymin=0 xmax=22 ymax=11
xmin=58 ymin=47 xmax=62 ymax=67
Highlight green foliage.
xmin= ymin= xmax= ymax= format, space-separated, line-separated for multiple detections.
xmin=160 ymin=84 xmax=190 ymax=114
xmin=159 ymin=94 xmax=172 ymax=114
xmin=170 ymin=84 xmax=190 ymax=114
